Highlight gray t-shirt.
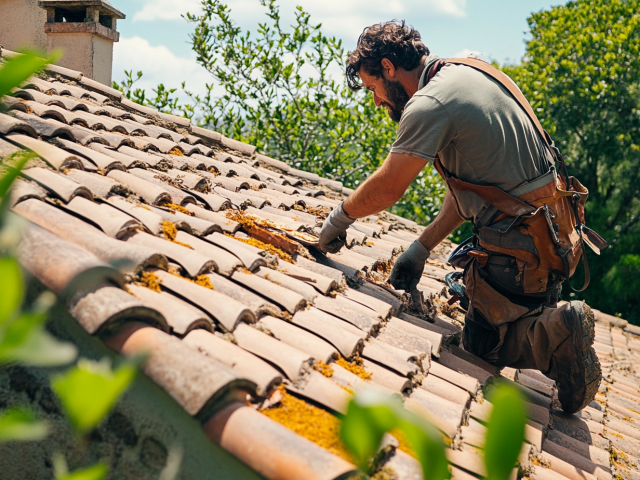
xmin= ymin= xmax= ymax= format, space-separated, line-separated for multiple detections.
xmin=390 ymin=55 xmax=553 ymax=222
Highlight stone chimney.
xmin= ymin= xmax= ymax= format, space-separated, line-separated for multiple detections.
xmin=0 ymin=0 xmax=125 ymax=86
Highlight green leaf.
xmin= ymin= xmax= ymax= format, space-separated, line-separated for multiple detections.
xmin=0 ymin=257 xmax=22 ymax=325
xmin=340 ymin=390 xmax=400 ymax=473
xmin=0 ymin=311 xmax=77 ymax=366
xmin=52 ymin=358 xmax=137 ymax=433
xmin=0 ymin=407 xmax=49 ymax=442
xmin=0 ymin=52 xmax=52 ymax=100
xmin=57 ymin=463 xmax=108 ymax=480
xmin=484 ymin=383 xmax=526 ymax=480
xmin=397 ymin=416 xmax=450 ymax=480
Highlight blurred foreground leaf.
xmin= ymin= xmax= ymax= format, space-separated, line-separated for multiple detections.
xmin=52 ymin=358 xmax=137 ymax=433
xmin=341 ymin=390 xmax=400 ymax=473
xmin=484 ymin=383 xmax=526 ymax=480
xmin=0 ymin=51 xmax=58 ymax=100
xmin=0 ymin=257 xmax=22 ymax=325
xmin=0 ymin=407 xmax=49 ymax=442
xmin=341 ymin=389 xmax=449 ymax=479
xmin=55 ymin=460 xmax=108 ymax=480
xmin=0 ymin=307 xmax=77 ymax=366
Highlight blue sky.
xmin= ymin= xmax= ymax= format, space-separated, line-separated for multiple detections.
xmin=108 ymin=0 xmax=561 ymax=97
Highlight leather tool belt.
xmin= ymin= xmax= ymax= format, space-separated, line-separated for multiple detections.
xmin=429 ymin=58 xmax=608 ymax=293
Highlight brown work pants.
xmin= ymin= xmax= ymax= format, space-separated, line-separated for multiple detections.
xmin=461 ymin=258 xmax=572 ymax=371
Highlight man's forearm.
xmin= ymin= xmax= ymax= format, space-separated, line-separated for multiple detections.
xmin=342 ymin=153 xmax=428 ymax=219
xmin=417 ymin=191 xmax=465 ymax=251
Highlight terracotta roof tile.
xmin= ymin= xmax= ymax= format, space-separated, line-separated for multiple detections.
xmin=64 ymin=196 xmax=140 ymax=238
xmin=126 ymin=284 xmax=212 ymax=336
xmin=153 ymin=269 xmax=254 ymax=331
xmin=106 ymin=323 xmax=255 ymax=419
xmin=233 ymin=323 xmax=312 ymax=382
xmin=16 ymin=222 xmax=123 ymax=295
xmin=258 ymin=316 xmax=337 ymax=363
xmin=70 ymin=284 xmax=168 ymax=335
xmin=13 ymin=199 xmax=168 ymax=274
xmin=182 ymin=329 xmax=282 ymax=397
xmin=203 ymin=403 xmax=355 ymax=480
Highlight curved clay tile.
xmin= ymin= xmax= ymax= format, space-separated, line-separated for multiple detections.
xmin=55 ymin=138 xmax=125 ymax=171
xmin=22 ymin=167 xmax=92 ymax=202
xmin=124 ymin=230 xmax=215 ymax=278
xmin=107 ymin=170 xmax=172 ymax=205
xmin=105 ymin=323 xmax=256 ymax=420
xmin=152 ymin=269 xmax=255 ymax=331
xmin=202 ymin=402 xmax=356 ymax=480
xmin=70 ymin=284 xmax=168 ymax=335
xmin=183 ymin=329 xmax=282 ymax=398
xmin=17 ymin=223 xmax=124 ymax=296
xmin=126 ymin=284 xmax=212 ymax=336
xmin=13 ymin=199 xmax=168 ymax=275
xmin=290 ymin=309 xmax=363 ymax=358
xmin=64 ymin=197 xmax=141 ymax=239
xmin=10 ymin=111 xmax=76 ymax=140
xmin=203 ymin=272 xmax=281 ymax=317
xmin=185 ymin=204 xmax=239 ymax=232
xmin=105 ymin=196 xmax=164 ymax=235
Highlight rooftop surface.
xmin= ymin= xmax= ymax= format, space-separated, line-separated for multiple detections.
xmin=2 ymin=48 xmax=640 ymax=480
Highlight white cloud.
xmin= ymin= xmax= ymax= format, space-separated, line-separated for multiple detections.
xmin=132 ymin=0 xmax=467 ymax=39
xmin=133 ymin=0 xmax=201 ymax=22
xmin=112 ymin=36 xmax=213 ymax=100
xmin=452 ymin=48 xmax=482 ymax=58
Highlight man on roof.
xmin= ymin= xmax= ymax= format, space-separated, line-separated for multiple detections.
xmin=318 ymin=21 xmax=603 ymax=413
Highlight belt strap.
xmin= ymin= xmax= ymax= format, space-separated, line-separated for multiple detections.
xmin=434 ymin=157 xmax=537 ymax=218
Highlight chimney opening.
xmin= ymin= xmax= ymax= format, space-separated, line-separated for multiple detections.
xmin=99 ymin=14 xmax=113 ymax=29
xmin=54 ymin=7 xmax=87 ymax=23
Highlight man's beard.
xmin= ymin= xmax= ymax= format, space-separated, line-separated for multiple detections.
xmin=381 ymin=77 xmax=410 ymax=123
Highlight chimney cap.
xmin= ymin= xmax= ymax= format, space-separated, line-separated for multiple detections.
xmin=38 ymin=0 xmax=126 ymax=20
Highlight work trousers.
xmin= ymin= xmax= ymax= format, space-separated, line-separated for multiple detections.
xmin=461 ymin=256 xmax=573 ymax=371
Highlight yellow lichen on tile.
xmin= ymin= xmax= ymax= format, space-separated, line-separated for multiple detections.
xmin=225 ymin=234 xmax=294 ymax=264
xmin=261 ymin=386 xmax=354 ymax=462
xmin=162 ymin=221 xmax=192 ymax=248
xmin=137 ymin=271 xmax=162 ymax=293
xmin=336 ymin=355 xmax=372 ymax=381
xmin=314 ymin=360 xmax=334 ymax=378
xmin=195 ymin=275 xmax=214 ymax=290
xmin=371 ymin=466 xmax=397 ymax=480
xmin=166 ymin=203 xmax=193 ymax=215
xmin=169 ymin=148 xmax=184 ymax=156
xmin=390 ymin=428 xmax=417 ymax=459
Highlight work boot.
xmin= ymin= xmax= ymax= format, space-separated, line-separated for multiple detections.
xmin=546 ymin=301 xmax=601 ymax=413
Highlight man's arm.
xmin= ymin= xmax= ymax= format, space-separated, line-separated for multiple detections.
xmin=417 ymin=190 xmax=465 ymax=250
xmin=342 ymin=152 xmax=428 ymax=218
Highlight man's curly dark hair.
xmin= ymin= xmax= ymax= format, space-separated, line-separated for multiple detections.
xmin=346 ymin=20 xmax=429 ymax=91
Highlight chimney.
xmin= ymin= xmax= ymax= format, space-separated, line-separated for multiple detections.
xmin=0 ymin=0 xmax=125 ymax=86
xmin=40 ymin=1 xmax=125 ymax=85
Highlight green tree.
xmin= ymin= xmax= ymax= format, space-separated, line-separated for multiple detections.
xmin=502 ymin=0 xmax=640 ymax=322
xmin=113 ymin=0 xmax=446 ymax=225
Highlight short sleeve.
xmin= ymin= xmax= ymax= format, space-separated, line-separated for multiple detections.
xmin=390 ymin=95 xmax=457 ymax=162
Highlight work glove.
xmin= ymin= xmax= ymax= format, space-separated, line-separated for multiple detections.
xmin=389 ymin=239 xmax=430 ymax=293
xmin=318 ymin=202 xmax=356 ymax=254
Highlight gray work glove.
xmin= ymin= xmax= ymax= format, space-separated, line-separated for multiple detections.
xmin=318 ymin=202 xmax=356 ymax=254
xmin=389 ymin=240 xmax=430 ymax=293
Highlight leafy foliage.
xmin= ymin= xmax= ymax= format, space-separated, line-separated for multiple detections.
xmin=501 ymin=0 xmax=640 ymax=321
xmin=341 ymin=384 xmax=526 ymax=479
xmin=341 ymin=390 xmax=449 ymax=479
xmin=52 ymin=358 xmax=137 ymax=433
xmin=112 ymin=0 xmax=446 ymax=225
xmin=484 ymin=383 xmax=526 ymax=480
xmin=0 ymin=407 xmax=49 ymax=443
